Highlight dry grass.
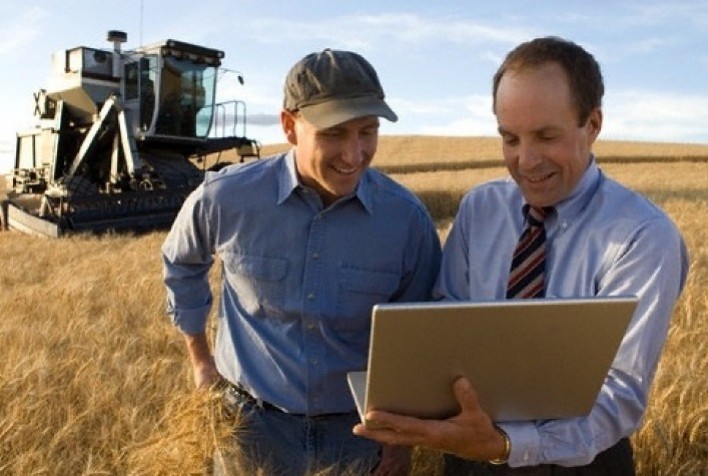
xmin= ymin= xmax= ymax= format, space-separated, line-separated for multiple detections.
xmin=390 ymin=161 xmax=708 ymax=232
xmin=257 ymin=135 xmax=708 ymax=174
xmin=0 ymin=137 xmax=706 ymax=475
xmin=212 ymin=135 xmax=708 ymax=175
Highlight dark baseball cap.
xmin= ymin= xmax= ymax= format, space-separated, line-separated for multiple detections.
xmin=283 ymin=49 xmax=398 ymax=129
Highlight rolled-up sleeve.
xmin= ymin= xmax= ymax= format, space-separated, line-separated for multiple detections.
xmin=161 ymin=185 xmax=215 ymax=335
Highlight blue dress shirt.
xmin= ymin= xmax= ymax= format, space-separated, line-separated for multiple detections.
xmin=162 ymin=151 xmax=442 ymax=415
xmin=435 ymin=157 xmax=689 ymax=467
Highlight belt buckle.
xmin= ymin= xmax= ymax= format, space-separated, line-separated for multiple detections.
xmin=228 ymin=382 xmax=267 ymax=410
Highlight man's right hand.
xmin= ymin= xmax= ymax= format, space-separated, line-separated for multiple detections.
xmin=184 ymin=332 xmax=221 ymax=389
xmin=192 ymin=358 xmax=221 ymax=389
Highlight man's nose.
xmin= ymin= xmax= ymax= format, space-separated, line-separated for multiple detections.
xmin=341 ymin=137 xmax=365 ymax=166
xmin=518 ymin=141 xmax=542 ymax=168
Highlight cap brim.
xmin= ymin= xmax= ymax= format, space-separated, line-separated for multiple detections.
xmin=299 ymin=96 xmax=398 ymax=129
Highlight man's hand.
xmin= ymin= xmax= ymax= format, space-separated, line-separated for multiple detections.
xmin=353 ymin=377 xmax=508 ymax=462
xmin=192 ymin=357 xmax=221 ymax=389
xmin=373 ymin=444 xmax=412 ymax=475
xmin=184 ymin=332 xmax=221 ymax=389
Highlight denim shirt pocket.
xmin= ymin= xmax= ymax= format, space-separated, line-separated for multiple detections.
xmin=335 ymin=266 xmax=400 ymax=330
xmin=223 ymin=253 xmax=288 ymax=317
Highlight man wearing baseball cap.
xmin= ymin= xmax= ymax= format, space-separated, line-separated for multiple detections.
xmin=162 ymin=49 xmax=441 ymax=474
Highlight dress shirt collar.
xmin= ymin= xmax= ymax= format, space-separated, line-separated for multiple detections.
xmin=554 ymin=155 xmax=601 ymax=227
xmin=525 ymin=155 xmax=601 ymax=233
xmin=278 ymin=149 xmax=374 ymax=214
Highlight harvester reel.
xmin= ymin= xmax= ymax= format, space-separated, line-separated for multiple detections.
xmin=63 ymin=176 xmax=100 ymax=197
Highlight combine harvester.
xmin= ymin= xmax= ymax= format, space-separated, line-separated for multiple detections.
xmin=0 ymin=30 xmax=260 ymax=237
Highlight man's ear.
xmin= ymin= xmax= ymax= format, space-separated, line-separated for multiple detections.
xmin=281 ymin=110 xmax=298 ymax=146
xmin=586 ymin=107 xmax=603 ymax=144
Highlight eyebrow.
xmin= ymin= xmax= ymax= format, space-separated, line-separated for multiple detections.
xmin=497 ymin=125 xmax=563 ymax=136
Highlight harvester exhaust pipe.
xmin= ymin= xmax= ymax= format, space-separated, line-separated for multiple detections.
xmin=107 ymin=30 xmax=127 ymax=78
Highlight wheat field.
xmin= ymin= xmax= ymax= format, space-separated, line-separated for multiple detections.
xmin=1 ymin=137 xmax=707 ymax=475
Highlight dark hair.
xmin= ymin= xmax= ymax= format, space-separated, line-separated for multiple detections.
xmin=492 ymin=36 xmax=604 ymax=126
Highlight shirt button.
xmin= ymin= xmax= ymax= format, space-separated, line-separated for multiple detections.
xmin=312 ymin=252 xmax=320 ymax=259
xmin=307 ymin=293 xmax=315 ymax=301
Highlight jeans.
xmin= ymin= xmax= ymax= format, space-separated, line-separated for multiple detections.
xmin=213 ymin=387 xmax=381 ymax=475
xmin=442 ymin=438 xmax=634 ymax=476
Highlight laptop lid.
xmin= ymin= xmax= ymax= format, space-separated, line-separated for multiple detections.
xmin=348 ymin=296 xmax=637 ymax=425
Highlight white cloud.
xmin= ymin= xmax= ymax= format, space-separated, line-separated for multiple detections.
xmin=418 ymin=115 xmax=497 ymax=137
xmin=393 ymin=94 xmax=497 ymax=137
xmin=625 ymin=37 xmax=673 ymax=53
xmin=392 ymin=89 xmax=708 ymax=144
xmin=355 ymin=13 xmax=531 ymax=46
xmin=237 ymin=13 xmax=534 ymax=53
xmin=0 ymin=7 xmax=49 ymax=56
xmin=479 ymin=50 xmax=505 ymax=66
xmin=0 ymin=141 xmax=13 ymax=173
xmin=603 ymin=90 xmax=708 ymax=143
xmin=628 ymin=1 xmax=708 ymax=28
xmin=390 ymin=97 xmax=456 ymax=116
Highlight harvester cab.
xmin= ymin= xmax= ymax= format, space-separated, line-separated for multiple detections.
xmin=1 ymin=30 xmax=260 ymax=237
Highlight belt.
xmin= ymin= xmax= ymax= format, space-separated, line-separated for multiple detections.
xmin=218 ymin=379 xmax=357 ymax=419
xmin=221 ymin=380 xmax=284 ymax=412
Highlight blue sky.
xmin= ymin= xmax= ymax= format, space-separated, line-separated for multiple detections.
xmin=1 ymin=1 xmax=707 ymax=172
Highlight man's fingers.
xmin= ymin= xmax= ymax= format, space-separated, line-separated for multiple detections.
xmin=366 ymin=410 xmax=429 ymax=436
xmin=353 ymin=414 xmax=428 ymax=447
xmin=453 ymin=377 xmax=482 ymax=413
xmin=354 ymin=424 xmax=411 ymax=446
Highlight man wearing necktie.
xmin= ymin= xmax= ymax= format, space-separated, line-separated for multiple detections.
xmin=355 ymin=36 xmax=689 ymax=474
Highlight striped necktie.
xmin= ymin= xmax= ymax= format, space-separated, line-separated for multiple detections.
xmin=506 ymin=206 xmax=552 ymax=299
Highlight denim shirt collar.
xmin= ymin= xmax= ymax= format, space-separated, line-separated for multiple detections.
xmin=278 ymin=149 xmax=373 ymax=214
xmin=278 ymin=150 xmax=299 ymax=205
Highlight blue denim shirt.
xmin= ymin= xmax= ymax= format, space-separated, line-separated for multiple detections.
xmin=436 ymin=157 xmax=689 ymax=466
xmin=162 ymin=151 xmax=441 ymax=415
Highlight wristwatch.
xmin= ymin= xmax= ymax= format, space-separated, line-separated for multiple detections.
xmin=488 ymin=425 xmax=511 ymax=465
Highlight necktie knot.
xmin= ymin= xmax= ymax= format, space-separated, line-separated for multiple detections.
xmin=526 ymin=206 xmax=553 ymax=227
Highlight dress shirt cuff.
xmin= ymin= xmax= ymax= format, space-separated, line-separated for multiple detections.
xmin=168 ymin=304 xmax=211 ymax=335
xmin=497 ymin=421 xmax=542 ymax=467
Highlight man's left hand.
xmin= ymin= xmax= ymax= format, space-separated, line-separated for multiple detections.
xmin=354 ymin=377 xmax=507 ymax=462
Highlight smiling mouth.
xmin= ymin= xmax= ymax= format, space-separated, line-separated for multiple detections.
xmin=332 ymin=165 xmax=359 ymax=175
xmin=526 ymin=172 xmax=554 ymax=183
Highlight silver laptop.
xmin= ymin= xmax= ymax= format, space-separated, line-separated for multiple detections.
xmin=348 ymin=296 xmax=637 ymax=427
